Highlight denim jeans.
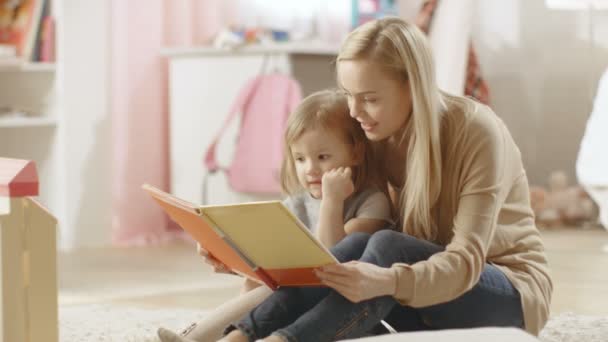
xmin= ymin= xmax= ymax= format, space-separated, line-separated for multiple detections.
xmin=228 ymin=230 xmax=524 ymax=342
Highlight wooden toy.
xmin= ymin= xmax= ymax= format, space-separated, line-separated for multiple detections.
xmin=0 ymin=157 xmax=57 ymax=342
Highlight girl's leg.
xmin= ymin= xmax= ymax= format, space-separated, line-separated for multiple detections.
xmin=158 ymin=285 xmax=273 ymax=342
xmin=226 ymin=232 xmax=372 ymax=341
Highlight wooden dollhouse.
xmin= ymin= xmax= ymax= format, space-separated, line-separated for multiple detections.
xmin=0 ymin=157 xmax=57 ymax=342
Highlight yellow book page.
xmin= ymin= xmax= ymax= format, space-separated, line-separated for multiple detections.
xmin=200 ymin=201 xmax=336 ymax=269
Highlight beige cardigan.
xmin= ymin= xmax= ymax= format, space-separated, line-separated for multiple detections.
xmin=389 ymin=102 xmax=552 ymax=335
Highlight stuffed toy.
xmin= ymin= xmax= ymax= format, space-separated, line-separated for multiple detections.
xmin=530 ymin=171 xmax=596 ymax=228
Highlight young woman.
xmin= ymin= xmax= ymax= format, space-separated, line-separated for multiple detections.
xmin=219 ymin=17 xmax=552 ymax=342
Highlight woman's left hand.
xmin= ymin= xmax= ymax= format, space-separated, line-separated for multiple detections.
xmin=315 ymin=261 xmax=397 ymax=303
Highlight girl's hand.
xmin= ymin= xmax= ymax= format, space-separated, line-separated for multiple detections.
xmin=315 ymin=261 xmax=397 ymax=303
xmin=197 ymin=243 xmax=235 ymax=274
xmin=321 ymin=167 xmax=354 ymax=201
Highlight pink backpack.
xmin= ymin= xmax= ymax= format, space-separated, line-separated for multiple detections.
xmin=204 ymin=74 xmax=302 ymax=196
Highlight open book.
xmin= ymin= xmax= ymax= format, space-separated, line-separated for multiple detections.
xmin=143 ymin=184 xmax=338 ymax=290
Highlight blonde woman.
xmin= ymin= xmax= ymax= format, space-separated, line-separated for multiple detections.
xmin=220 ymin=17 xmax=552 ymax=342
xmin=158 ymin=89 xmax=393 ymax=342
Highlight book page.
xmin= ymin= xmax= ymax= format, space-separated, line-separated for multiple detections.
xmin=142 ymin=184 xmax=260 ymax=280
xmin=201 ymin=201 xmax=336 ymax=269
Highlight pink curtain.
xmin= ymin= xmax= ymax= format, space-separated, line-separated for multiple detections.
xmin=110 ymin=0 xmax=227 ymax=246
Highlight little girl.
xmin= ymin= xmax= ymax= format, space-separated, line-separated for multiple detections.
xmin=158 ymin=89 xmax=393 ymax=342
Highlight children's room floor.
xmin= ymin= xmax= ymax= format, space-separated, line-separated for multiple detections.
xmin=58 ymin=227 xmax=608 ymax=341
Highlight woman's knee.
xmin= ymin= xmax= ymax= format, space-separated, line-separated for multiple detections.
xmin=366 ymin=230 xmax=412 ymax=252
xmin=363 ymin=230 xmax=442 ymax=266
xmin=330 ymin=232 xmax=371 ymax=262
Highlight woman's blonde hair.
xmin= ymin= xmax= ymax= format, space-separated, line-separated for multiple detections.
xmin=280 ymin=89 xmax=384 ymax=196
xmin=337 ymin=17 xmax=468 ymax=240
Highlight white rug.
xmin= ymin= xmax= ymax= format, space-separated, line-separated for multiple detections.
xmin=539 ymin=312 xmax=608 ymax=342
xmin=60 ymin=305 xmax=208 ymax=342
xmin=60 ymin=304 xmax=608 ymax=342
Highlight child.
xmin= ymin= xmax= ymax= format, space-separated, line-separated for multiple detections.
xmin=158 ymin=89 xmax=393 ymax=342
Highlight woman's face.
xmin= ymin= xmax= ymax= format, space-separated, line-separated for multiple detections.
xmin=338 ymin=59 xmax=412 ymax=141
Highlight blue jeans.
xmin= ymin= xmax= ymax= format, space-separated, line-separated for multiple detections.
xmin=228 ymin=230 xmax=524 ymax=342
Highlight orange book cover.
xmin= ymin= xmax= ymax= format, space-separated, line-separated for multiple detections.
xmin=0 ymin=0 xmax=45 ymax=60
xmin=142 ymin=184 xmax=338 ymax=289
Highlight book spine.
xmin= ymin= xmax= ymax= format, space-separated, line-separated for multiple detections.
xmin=40 ymin=16 xmax=54 ymax=62
xmin=253 ymin=268 xmax=278 ymax=290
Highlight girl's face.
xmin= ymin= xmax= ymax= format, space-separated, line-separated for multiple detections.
xmin=338 ymin=59 xmax=412 ymax=141
xmin=290 ymin=127 xmax=356 ymax=199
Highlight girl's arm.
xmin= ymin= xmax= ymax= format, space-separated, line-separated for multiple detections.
xmin=317 ymin=168 xmax=392 ymax=247
xmin=318 ymin=201 xmax=387 ymax=247
xmin=316 ymin=167 xmax=356 ymax=247
xmin=343 ymin=190 xmax=393 ymax=237
xmin=317 ymin=194 xmax=346 ymax=247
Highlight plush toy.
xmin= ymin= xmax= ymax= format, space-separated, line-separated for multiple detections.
xmin=530 ymin=171 xmax=596 ymax=228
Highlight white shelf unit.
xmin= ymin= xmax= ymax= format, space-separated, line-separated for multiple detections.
xmin=0 ymin=74 xmax=62 ymax=238
xmin=0 ymin=116 xmax=58 ymax=127
xmin=0 ymin=62 xmax=56 ymax=72
xmin=0 ymin=3 xmax=64 ymax=246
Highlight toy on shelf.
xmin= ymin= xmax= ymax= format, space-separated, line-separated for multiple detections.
xmin=351 ymin=0 xmax=398 ymax=29
xmin=530 ymin=170 xmax=596 ymax=228
xmin=0 ymin=157 xmax=58 ymax=342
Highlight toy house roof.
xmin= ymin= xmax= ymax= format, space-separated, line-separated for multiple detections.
xmin=0 ymin=158 xmax=39 ymax=197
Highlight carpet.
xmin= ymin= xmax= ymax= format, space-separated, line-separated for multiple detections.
xmin=60 ymin=305 xmax=207 ymax=342
xmin=539 ymin=312 xmax=608 ymax=342
xmin=59 ymin=305 xmax=608 ymax=342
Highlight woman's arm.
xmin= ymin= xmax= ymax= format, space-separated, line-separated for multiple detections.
xmin=391 ymin=112 xmax=506 ymax=307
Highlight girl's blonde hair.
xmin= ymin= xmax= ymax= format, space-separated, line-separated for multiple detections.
xmin=337 ymin=17 xmax=470 ymax=240
xmin=280 ymin=89 xmax=384 ymax=196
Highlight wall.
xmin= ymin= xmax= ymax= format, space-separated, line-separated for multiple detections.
xmin=55 ymin=0 xmax=608 ymax=247
xmin=60 ymin=0 xmax=112 ymax=248
xmin=472 ymin=0 xmax=608 ymax=185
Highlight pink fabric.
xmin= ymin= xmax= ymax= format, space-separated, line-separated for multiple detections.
xmin=163 ymin=0 xmax=194 ymax=46
xmin=110 ymin=0 xmax=229 ymax=246
xmin=110 ymin=0 xmax=168 ymax=246
xmin=192 ymin=0 xmax=221 ymax=44
xmin=204 ymin=74 xmax=302 ymax=194
xmin=164 ymin=0 xmax=234 ymax=46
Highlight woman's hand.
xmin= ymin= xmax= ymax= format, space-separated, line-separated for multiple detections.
xmin=315 ymin=261 xmax=397 ymax=303
xmin=321 ymin=167 xmax=354 ymax=201
xmin=197 ymin=243 xmax=235 ymax=274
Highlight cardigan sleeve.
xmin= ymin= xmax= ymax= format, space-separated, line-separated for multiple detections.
xmin=390 ymin=112 xmax=507 ymax=307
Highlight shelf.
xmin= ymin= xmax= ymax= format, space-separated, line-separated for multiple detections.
xmin=0 ymin=61 xmax=56 ymax=72
xmin=161 ymin=40 xmax=340 ymax=58
xmin=0 ymin=116 xmax=58 ymax=128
